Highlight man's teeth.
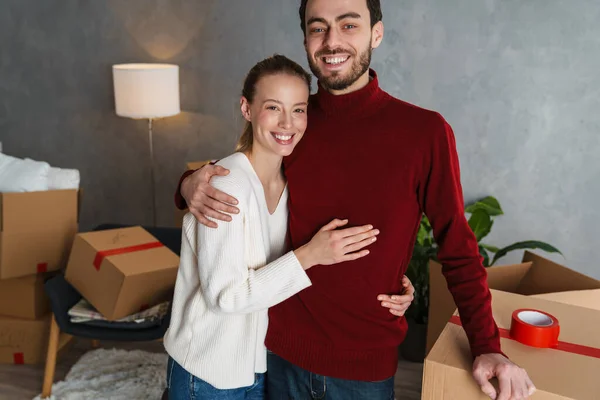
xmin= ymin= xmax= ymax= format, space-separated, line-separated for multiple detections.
xmin=275 ymin=134 xmax=292 ymax=140
xmin=324 ymin=56 xmax=348 ymax=64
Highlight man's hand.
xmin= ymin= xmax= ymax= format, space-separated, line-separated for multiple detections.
xmin=378 ymin=275 xmax=415 ymax=316
xmin=473 ymin=353 xmax=536 ymax=400
xmin=181 ymin=164 xmax=240 ymax=228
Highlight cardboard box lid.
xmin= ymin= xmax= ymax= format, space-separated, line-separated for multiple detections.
xmin=427 ymin=289 xmax=600 ymax=399
xmin=80 ymin=226 xmax=179 ymax=276
xmin=0 ymin=189 xmax=79 ymax=233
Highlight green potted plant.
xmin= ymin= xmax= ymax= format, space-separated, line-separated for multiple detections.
xmin=400 ymin=196 xmax=562 ymax=362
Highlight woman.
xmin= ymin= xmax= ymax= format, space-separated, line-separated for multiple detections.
xmin=163 ymin=55 xmax=405 ymax=399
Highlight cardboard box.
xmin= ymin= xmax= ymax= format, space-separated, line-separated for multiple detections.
xmin=0 ymin=273 xmax=53 ymax=319
xmin=426 ymin=251 xmax=600 ymax=355
xmin=422 ymin=289 xmax=600 ymax=399
xmin=0 ymin=189 xmax=80 ymax=280
xmin=0 ymin=314 xmax=50 ymax=364
xmin=64 ymin=226 xmax=179 ymax=320
xmin=174 ymin=160 xmax=211 ymax=227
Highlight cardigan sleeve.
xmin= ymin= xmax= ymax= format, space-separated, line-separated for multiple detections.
xmin=183 ymin=172 xmax=312 ymax=315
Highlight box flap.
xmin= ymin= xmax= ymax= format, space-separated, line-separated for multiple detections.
xmin=0 ymin=190 xmax=78 ymax=233
xmin=427 ymin=290 xmax=600 ymax=399
xmin=532 ymin=289 xmax=600 ymax=311
xmin=486 ymin=262 xmax=532 ymax=292
xmin=518 ymin=251 xmax=600 ymax=295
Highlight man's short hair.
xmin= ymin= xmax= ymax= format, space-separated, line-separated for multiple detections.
xmin=298 ymin=0 xmax=383 ymax=36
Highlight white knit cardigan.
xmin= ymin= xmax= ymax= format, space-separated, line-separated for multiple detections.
xmin=164 ymin=152 xmax=311 ymax=389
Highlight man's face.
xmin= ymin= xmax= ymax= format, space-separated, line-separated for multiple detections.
xmin=303 ymin=0 xmax=382 ymax=92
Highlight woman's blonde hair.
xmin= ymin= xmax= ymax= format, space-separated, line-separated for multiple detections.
xmin=236 ymin=54 xmax=312 ymax=153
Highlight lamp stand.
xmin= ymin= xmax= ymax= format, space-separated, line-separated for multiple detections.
xmin=148 ymin=118 xmax=157 ymax=226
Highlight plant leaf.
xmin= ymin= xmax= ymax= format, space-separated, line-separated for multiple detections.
xmin=465 ymin=196 xmax=504 ymax=216
xmin=480 ymin=243 xmax=499 ymax=253
xmin=421 ymin=215 xmax=432 ymax=233
xmin=478 ymin=245 xmax=490 ymax=267
xmin=468 ymin=209 xmax=493 ymax=242
xmin=416 ymin=223 xmax=427 ymax=245
xmin=490 ymin=241 xmax=563 ymax=266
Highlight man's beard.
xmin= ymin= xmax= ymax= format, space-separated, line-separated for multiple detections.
xmin=308 ymin=45 xmax=372 ymax=91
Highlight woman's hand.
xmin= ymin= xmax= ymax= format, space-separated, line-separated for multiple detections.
xmin=294 ymin=219 xmax=379 ymax=270
xmin=378 ymin=275 xmax=415 ymax=317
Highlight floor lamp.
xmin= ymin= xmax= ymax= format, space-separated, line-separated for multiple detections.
xmin=112 ymin=63 xmax=180 ymax=226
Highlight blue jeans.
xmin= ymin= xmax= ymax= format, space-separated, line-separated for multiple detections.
xmin=266 ymin=351 xmax=395 ymax=400
xmin=167 ymin=356 xmax=265 ymax=400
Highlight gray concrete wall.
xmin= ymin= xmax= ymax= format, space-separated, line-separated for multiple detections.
xmin=1 ymin=0 xmax=598 ymax=278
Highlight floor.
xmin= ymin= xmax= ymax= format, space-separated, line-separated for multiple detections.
xmin=0 ymin=339 xmax=423 ymax=399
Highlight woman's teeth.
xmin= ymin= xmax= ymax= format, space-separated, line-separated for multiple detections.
xmin=275 ymin=134 xmax=292 ymax=140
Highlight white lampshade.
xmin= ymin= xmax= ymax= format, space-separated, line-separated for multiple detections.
xmin=112 ymin=63 xmax=180 ymax=119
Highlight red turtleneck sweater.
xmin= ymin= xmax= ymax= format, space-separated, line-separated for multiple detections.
xmin=175 ymin=70 xmax=502 ymax=381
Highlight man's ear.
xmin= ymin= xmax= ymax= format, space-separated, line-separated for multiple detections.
xmin=240 ymin=97 xmax=252 ymax=122
xmin=371 ymin=21 xmax=384 ymax=49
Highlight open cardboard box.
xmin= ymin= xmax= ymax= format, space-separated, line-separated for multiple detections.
xmin=0 ymin=189 xmax=81 ymax=279
xmin=426 ymin=251 xmax=600 ymax=355
xmin=174 ymin=160 xmax=211 ymax=227
xmin=422 ymin=288 xmax=600 ymax=399
xmin=65 ymin=226 xmax=180 ymax=320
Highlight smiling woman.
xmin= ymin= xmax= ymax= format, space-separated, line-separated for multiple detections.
xmin=162 ymin=54 xmax=382 ymax=400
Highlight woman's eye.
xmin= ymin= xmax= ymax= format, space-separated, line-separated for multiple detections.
xmin=267 ymin=106 xmax=278 ymax=111
xmin=295 ymin=109 xmax=305 ymax=113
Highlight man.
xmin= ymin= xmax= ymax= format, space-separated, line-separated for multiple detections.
xmin=175 ymin=1 xmax=536 ymax=399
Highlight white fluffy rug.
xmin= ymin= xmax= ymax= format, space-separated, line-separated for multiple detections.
xmin=35 ymin=348 xmax=168 ymax=400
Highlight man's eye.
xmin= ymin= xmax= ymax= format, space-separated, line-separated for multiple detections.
xmin=267 ymin=106 xmax=278 ymax=111
xmin=345 ymin=24 xmax=356 ymax=29
xmin=311 ymin=28 xmax=325 ymax=33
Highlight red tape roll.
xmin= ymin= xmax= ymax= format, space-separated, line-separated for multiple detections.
xmin=509 ymin=308 xmax=560 ymax=348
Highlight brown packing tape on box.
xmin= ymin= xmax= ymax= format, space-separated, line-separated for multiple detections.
xmin=65 ymin=226 xmax=179 ymax=321
xmin=0 ymin=189 xmax=80 ymax=280
xmin=426 ymin=251 xmax=600 ymax=355
xmin=0 ymin=273 xmax=54 ymax=319
xmin=422 ymin=289 xmax=600 ymax=400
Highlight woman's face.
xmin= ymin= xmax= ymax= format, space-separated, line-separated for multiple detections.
xmin=241 ymin=73 xmax=309 ymax=158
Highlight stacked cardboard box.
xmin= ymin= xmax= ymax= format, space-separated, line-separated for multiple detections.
xmin=423 ymin=252 xmax=600 ymax=399
xmin=0 ymin=189 xmax=80 ymax=364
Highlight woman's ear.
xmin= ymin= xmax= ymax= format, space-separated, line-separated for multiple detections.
xmin=240 ymin=97 xmax=252 ymax=122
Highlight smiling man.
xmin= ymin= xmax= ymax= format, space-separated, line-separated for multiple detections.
xmin=174 ymin=0 xmax=536 ymax=399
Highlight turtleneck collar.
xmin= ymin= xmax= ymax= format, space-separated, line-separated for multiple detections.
xmin=312 ymin=69 xmax=386 ymax=117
